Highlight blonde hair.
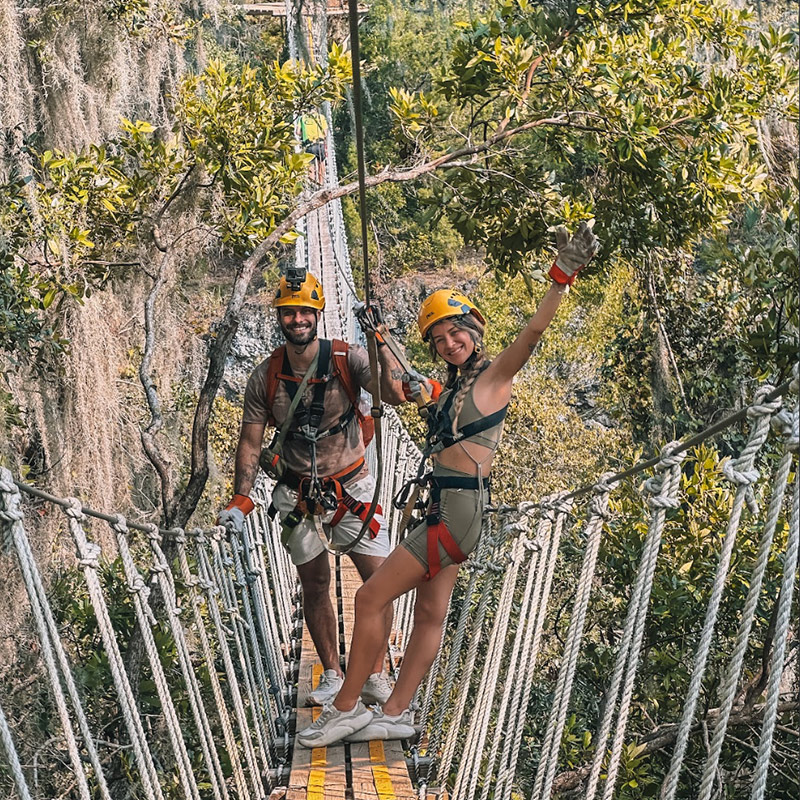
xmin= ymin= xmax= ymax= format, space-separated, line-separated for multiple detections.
xmin=428 ymin=314 xmax=487 ymax=435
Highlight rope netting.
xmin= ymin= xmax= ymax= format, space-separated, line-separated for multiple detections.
xmin=1 ymin=368 xmax=796 ymax=798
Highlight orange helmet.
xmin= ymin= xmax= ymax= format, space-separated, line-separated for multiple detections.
xmin=273 ymin=273 xmax=325 ymax=310
xmin=417 ymin=289 xmax=485 ymax=340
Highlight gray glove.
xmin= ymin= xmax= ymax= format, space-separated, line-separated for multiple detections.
xmin=549 ymin=219 xmax=600 ymax=285
xmin=217 ymin=507 xmax=246 ymax=536
xmin=402 ymin=368 xmax=442 ymax=403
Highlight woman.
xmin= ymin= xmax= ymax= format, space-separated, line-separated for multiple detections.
xmin=297 ymin=221 xmax=599 ymax=746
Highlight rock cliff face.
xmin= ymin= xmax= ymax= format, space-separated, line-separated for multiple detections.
xmin=221 ymin=298 xmax=285 ymax=400
xmin=373 ymin=267 xmax=480 ymax=341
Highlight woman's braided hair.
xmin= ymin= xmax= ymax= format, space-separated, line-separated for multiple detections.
xmin=427 ymin=313 xmax=487 ymax=435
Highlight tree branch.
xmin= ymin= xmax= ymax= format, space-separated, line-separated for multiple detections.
xmin=551 ymin=700 xmax=799 ymax=794
xmin=138 ymin=242 xmax=174 ymax=519
xmin=169 ymin=112 xmax=571 ymax=527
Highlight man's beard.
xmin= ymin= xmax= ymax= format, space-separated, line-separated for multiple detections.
xmin=280 ymin=317 xmax=318 ymax=346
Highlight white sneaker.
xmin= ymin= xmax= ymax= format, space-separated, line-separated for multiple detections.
xmin=296 ymin=701 xmax=372 ymax=748
xmin=344 ymin=708 xmax=417 ymax=742
xmin=360 ymin=672 xmax=393 ymax=706
xmin=308 ymin=669 xmax=343 ymax=706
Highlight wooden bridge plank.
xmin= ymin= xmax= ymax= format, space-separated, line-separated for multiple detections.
xmin=288 ymin=555 xmax=418 ymax=798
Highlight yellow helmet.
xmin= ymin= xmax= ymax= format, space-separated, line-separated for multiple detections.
xmin=273 ymin=273 xmax=325 ymax=310
xmin=418 ymin=289 xmax=485 ymax=340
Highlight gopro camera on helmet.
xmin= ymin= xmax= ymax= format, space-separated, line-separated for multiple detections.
xmin=285 ymin=266 xmax=307 ymax=291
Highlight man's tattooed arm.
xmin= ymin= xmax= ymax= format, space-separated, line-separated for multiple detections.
xmin=233 ymin=422 xmax=266 ymax=496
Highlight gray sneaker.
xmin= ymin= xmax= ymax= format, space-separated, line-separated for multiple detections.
xmin=344 ymin=708 xmax=417 ymax=742
xmin=360 ymin=672 xmax=393 ymax=706
xmin=296 ymin=701 xmax=373 ymax=748
xmin=308 ymin=669 xmax=343 ymax=706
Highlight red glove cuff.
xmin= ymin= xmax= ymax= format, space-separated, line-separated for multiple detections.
xmin=225 ymin=494 xmax=255 ymax=515
xmin=402 ymin=378 xmax=443 ymax=402
xmin=548 ymin=262 xmax=578 ymax=286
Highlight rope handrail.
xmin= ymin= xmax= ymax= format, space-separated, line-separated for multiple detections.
xmin=545 ymin=376 xmax=793 ymax=507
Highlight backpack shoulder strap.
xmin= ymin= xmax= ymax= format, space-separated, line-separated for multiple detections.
xmin=264 ymin=345 xmax=286 ymax=427
xmin=331 ymin=339 xmax=364 ymax=420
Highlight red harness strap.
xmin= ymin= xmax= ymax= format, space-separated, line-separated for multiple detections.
xmin=329 ymin=493 xmax=383 ymax=538
xmin=425 ymin=502 xmax=467 ymax=581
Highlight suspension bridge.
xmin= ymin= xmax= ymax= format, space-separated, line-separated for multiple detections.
xmin=1 ymin=1 xmax=798 ymax=798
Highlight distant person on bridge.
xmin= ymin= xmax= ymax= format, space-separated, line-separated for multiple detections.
xmin=218 ymin=271 xmax=407 ymax=707
xmin=299 ymin=111 xmax=328 ymax=186
xmin=297 ymin=221 xmax=600 ymax=746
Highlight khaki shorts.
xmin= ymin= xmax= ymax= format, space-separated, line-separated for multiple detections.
xmin=271 ymin=474 xmax=390 ymax=566
xmin=400 ymin=469 xmax=485 ymax=571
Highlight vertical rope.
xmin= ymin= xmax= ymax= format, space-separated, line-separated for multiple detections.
xmin=108 ymin=515 xmax=200 ymax=800
xmin=748 ymin=378 xmax=799 ymax=800
xmin=531 ymin=474 xmax=617 ymax=800
xmin=479 ymin=515 xmax=542 ymax=800
xmin=495 ymin=497 xmax=571 ymax=797
xmin=209 ymin=531 xmax=273 ymax=779
xmin=697 ymin=396 xmax=797 ymax=800
xmin=593 ymin=444 xmax=684 ymax=800
xmin=435 ymin=550 xmax=505 ymax=788
xmin=177 ymin=531 xmax=250 ymax=799
xmin=660 ymin=389 xmax=782 ymax=800
xmin=63 ymin=499 xmax=164 ymax=800
xmin=454 ymin=523 xmax=534 ymax=800
xmin=143 ymin=525 xmax=228 ymax=800
xmin=424 ymin=523 xmax=499 ymax=789
xmin=0 ymin=474 xmax=99 ymax=800
xmin=0 ymin=698 xmax=33 ymax=800
xmin=193 ymin=530 xmax=266 ymax=800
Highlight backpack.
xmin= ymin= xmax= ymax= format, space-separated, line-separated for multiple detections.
xmin=299 ymin=112 xmax=328 ymax=145
xmin=263 ymin=339 xmax=375 ymax=447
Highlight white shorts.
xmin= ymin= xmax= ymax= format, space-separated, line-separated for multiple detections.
xmin=271 ymin=474 xmax=391 ymax=566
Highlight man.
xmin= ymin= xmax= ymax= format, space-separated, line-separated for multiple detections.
xmin=218 ymin=272 xmax=406 ymax=706
xmin=299 ymin=111 xmax=328 ymax=186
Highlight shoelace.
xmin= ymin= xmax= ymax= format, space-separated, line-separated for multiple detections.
xmin=313 ymin=705 xmax=340 ymax=727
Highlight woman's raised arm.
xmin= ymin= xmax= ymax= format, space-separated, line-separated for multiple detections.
xmin=485 ymin=221 xmax=600 ymax=387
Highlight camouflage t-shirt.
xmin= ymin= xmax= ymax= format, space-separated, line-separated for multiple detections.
xmin=241 ymin=342 xmax=372 ymax=481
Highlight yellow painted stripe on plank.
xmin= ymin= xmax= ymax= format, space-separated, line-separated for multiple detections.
xmin=313 ymin=707 xmax=322 ymax=721
xmin=308 ymin=768 xmax=326 ymax=800
xmin=312 ymin=663 xmax=324 ymax=689
xmin=371 ymin=765 xmax=395 ymax=799
xmin=311 ymin=745 xmax=327 ymax=766
xmin=369 ymin=740 xmax=386 ymax=762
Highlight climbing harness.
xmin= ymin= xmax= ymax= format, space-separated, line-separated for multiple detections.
xmin=259 ymin=349 xmax=320 ymax=481
xmin=260 ymin=339 xmax=380 ymax=553
xmin=423 ymin=473 xmax=490 ymax=579
xmin=393 ymin=368 xmax=508 ymax=578
xmin=268 ymin=456 xmax=382 ymax=549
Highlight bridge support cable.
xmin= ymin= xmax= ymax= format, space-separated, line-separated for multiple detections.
xmin=582 ymin=444 xmax=686 ymax=800
xmin=0 ymin=697 xmax=33 ymax=800
xmin=659 ymin=386 xmax=785 ymax=800
xmin=0 ymin=471 xmax=112 ymax=800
